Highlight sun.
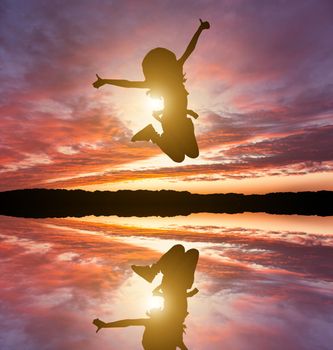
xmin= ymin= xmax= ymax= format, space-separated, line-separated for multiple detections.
xmin=148 ymin=97 xmax=164 ymax=111
xmin=146 ymin=295 xmax=164 ymax=312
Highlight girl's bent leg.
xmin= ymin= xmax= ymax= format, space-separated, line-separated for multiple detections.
xmin=153 ymin=133 xmax=185 ymax=163
xmin=131 ymin=124 xmax=185 ymax=162
xmin=182 ymin=118 xmax=199 ymax=159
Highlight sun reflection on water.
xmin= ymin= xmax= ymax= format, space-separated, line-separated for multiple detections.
xmin=146 ymin=295 xmax=164 ymax=313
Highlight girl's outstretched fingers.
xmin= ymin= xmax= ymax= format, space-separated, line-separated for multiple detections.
xmin=199 ymin=18 xmax=210 ymax=30
xmin=93 ymin=74 xmax=104 ymax=89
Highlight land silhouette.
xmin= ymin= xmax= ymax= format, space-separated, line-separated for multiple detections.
xmin=0 ymin=189 xmax=332 ymax=218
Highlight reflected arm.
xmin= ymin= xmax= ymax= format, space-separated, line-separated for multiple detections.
xmin=93 ymin=318 xmax=147 ymax=333
xmin=178 ymin=19 xmax=210 ymax=65
xmin=178 ymin=340 xmax=188 ymax=350
xmin=103 ymin=79 xmax=148 ymax=88
xmin=187 ymin=287 xmax=199 ymax=297
xmin=103 ymin=318 xmax=148 ymax=327
xmin=187 ymin=109 xmax=199 ymax=119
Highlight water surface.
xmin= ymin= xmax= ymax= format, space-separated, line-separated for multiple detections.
xmin=1 ymin=213 xmax=332 ymax=349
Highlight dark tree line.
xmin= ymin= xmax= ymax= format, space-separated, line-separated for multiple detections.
xmin=0 ymin=189 xmax=332 ymax=218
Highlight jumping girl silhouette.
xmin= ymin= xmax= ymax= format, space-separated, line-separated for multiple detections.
xmin=93 ymin=19 xmax=210 ymax=162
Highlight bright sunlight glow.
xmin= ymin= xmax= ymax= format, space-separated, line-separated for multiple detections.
xmin=148 ymin=97 xmax=164 ymax=111
xmin=146 ymin=295 xmax=164 ymax=312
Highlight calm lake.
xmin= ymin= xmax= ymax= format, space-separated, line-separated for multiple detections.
xmin=1 ymin=213 xmax=333 ymax=350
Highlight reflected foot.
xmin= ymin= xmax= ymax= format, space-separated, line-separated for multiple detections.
xmin=131 ymin=264 xmax=157 ymax=283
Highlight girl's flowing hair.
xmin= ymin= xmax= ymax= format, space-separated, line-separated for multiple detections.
xmin=142 ymin=48 xmax=186 ymax=98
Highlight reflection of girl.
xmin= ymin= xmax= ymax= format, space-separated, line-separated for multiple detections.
xmin=132 ymin=244 xmax=199 ymax=322
xmin=93 ymin=19 xmax=210 ymax=162
xmin=93 ymin=310 xmax=188 ymax=350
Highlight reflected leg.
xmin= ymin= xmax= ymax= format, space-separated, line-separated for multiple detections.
xmin=156 ymin=244 xmax=185 ymax=275
xmin=132 ymin=244 xmax=185 ymax=283
xmin=179 ymin=249 xmax=199 ymax=289
xmin=161 ymin=248 xmax=199 ymax=289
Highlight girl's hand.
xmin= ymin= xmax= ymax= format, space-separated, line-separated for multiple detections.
xmin=191 ymin=111 xmax=199 ymax=119
xmin=93 ymin=318 xmax=105 ymax=333
xmin=199 ymin=19 xmax=210 ymax=30
xmin=93 ymin=74 xmax=105 ymax=89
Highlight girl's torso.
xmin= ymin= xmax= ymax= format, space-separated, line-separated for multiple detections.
xmin=162 ymin=84 xmax=188 ymax=120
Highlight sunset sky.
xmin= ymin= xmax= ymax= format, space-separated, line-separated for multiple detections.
xmin=1 ymin=0 xmax=333 ymax=193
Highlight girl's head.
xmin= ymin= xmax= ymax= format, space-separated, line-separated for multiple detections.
xmin=142 ymin=48 xmax=185 ymax=96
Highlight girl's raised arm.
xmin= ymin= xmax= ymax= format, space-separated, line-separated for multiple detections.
xmin=93 ymin=74 xmax=148 ymax=89
xmin=178 ymin=19 xmax=210 ymax=66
